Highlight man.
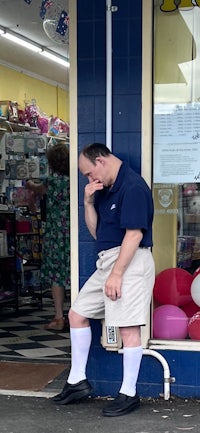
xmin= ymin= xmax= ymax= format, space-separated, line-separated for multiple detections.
xmin=53 ymin=143 xmax=155 ymax=417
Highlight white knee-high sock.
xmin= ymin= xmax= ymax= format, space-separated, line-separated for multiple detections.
xmin=119 ymin=346 xmax=143 ymax=397
xmin=67 ymin=327 xmax=92 ymax=384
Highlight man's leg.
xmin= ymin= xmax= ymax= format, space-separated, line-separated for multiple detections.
xmin=102 ymin=326 xmax=142 ymax=417
xmin=67 ymin=310 xmax=92 ymax=383
xmin=52 ymin=262 xmax=105 ymax=405
xmin=119 ymin=326 xmax=142 ymax=396
xmin=52 ymin=310 xmax=93 ymax=404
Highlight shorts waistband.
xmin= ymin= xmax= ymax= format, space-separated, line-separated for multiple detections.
xmin=139 ymin=246 xmax=151 ymax=249
xmin=98 ymin=246 xmax=151 ymax=258
xmin=98 ymin=246 xmax=120 ymax=258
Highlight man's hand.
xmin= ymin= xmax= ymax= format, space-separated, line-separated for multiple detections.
xmin=105 ymin=272 xmax=122 ymax=301
xmin=84 ymin=180 xmax=104 ymax=204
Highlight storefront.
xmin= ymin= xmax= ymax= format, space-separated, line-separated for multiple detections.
xmin=72 ymin=0 xmax=200 ymax=398
xmin=1 ymin=0 xmax=200 ymax=398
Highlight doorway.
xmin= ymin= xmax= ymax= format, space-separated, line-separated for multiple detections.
xmin=0 ymin=0 xmax=77 ymax=363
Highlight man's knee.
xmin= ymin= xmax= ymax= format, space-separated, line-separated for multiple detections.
xmin=68 ymin=308 xmax=89 ymax=327
xmin=119 ymin=326 xmax=141 ymax=347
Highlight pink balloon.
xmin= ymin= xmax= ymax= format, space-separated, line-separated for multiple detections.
xmin=153 ymin=304 xmax=189 ymax=339
xmin=153 ymin=268 xmax=193 ymax=306
xmin=188 ymin=312 xmax=200 ymax=340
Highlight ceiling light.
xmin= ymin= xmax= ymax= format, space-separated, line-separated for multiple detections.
xmin=2 ymin=32 xmax=42 ymax=53
xmin=41 ymin=50 xmax=69 ymax=68
xmin=0 ymin=25 xmax=69 ymax=67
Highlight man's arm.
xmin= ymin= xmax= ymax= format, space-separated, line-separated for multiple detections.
xmin=105 ymin=229 xmax=143 ymax=300
xmin=84 ymin=180 xmax=103 ymax=239
xmin=84 ymin=202 xmax=98 ymax=239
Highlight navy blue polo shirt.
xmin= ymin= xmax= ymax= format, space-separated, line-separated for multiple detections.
xmin=94 ymin=162 xmax=154 ymax=253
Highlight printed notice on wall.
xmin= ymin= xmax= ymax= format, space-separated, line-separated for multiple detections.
xmin=153 ymin=103 xmax=200 ymax=183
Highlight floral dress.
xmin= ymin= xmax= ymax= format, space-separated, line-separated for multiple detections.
xmin=40 ymin=173 xmax=70 ymax=289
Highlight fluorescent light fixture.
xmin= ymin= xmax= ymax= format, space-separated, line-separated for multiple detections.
xmin=41 ymin=50 xmax=69 ymax=68
xmin=0 ymin=25 xmax=69 ymax=67
xmin=2 ymin=32 xmax=42 ymax=53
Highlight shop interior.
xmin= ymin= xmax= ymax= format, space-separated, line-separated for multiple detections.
xmin=0 ymin=0 xmax=71 ymax=363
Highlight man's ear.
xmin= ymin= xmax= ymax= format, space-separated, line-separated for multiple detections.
xmin=96 ymin=156 xmax=105 ymax=165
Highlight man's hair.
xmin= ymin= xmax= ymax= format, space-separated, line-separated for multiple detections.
xmin=81 ymin=143 xmax=111 ymax=164
xmin=46 ymin=143 xmax=69 ymax=175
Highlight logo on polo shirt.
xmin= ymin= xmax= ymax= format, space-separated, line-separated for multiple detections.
xmin=110 ymin=203 xmax=116 ymax=210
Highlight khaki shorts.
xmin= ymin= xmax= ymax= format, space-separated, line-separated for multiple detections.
xmin=71 ymin=246 xmax=155 ymax=327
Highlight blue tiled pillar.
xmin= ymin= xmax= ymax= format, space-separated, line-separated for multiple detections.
xmin=77 ymin=0 xmax=143 ymax=397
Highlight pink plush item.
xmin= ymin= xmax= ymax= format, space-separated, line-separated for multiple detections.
xmin=12 ymin=188 xmax=35 ymax=207
xmin=49 ymin=116 xmax=70 ymax=135
xmin=183 ymin=184 xmax=198 ymax=196
xmin=37 ymin=115 xmax=48 ymax=134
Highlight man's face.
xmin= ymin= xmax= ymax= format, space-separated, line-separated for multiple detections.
xmin=79 ymin=154 xmax=107 ymax=185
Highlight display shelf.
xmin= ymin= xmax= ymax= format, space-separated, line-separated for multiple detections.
xmin=16 ymin=225 xmax=43 ymax=308
xmin=0 ymin=209 xmax=43 ymax=313
xmin=0 ymin=122 xmax=46 ymax=313
xmin=0 ymin=116 xmax=7 ymax=132
xmin=16 ymin=232 xmax=40 ymax=236
xmin=47 ymin=133 xmax=69 ymax=140
xmin=0 ymin=210 xmax=18 ymax=312
xmin=0 ymin=116 xmax=40 ymax=133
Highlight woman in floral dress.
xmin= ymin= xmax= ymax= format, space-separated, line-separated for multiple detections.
xmin=26 ymin=143 xmax=70 ymax=330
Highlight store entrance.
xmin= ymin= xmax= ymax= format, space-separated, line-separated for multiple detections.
xmin=0 ymin=0 xmax=72 ymax=363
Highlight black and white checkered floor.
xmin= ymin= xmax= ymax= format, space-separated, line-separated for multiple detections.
xmin=0 ymin=297 xmax=71 ymax=362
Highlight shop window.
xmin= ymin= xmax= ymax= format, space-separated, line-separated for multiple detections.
xmin=152 ymin=1 xmax=200 ymax=343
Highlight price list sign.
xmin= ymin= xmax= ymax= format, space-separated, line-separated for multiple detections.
xmin=153 ymin=103 xmax=200 ymax=183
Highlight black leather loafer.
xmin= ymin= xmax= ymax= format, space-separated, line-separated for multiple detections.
xmin=52 ymin=379 xmax=92 ymax=405
xmin=102 ymin=393 xmax=140 ymax=417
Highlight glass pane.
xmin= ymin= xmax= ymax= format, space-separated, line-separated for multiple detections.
xmin=153 ymin=1 xmax=200 ymax=341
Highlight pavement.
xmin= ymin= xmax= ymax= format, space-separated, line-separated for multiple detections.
xmin=1 ymin=393 xmax=200 ymax=433
xmin=1 ymin=370 xmax=200 ymax=433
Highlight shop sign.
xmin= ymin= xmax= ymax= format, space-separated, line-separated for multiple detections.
xmin=153 ymin=184 xmax=178 ymax=215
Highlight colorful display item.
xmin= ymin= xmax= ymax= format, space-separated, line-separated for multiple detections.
xmin=188 ymin=312 xmax=200 ymax=340
xmin=153 ymin=304 xmax=189 ymax=339
xmin=181 ymin=300 xmax=200 ymax=320
xmin=153 ymin=268 xmax=193 ymax=307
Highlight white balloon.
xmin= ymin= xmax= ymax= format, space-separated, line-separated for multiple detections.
xmin=191 ymin=274 xmax=200 ymax=307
